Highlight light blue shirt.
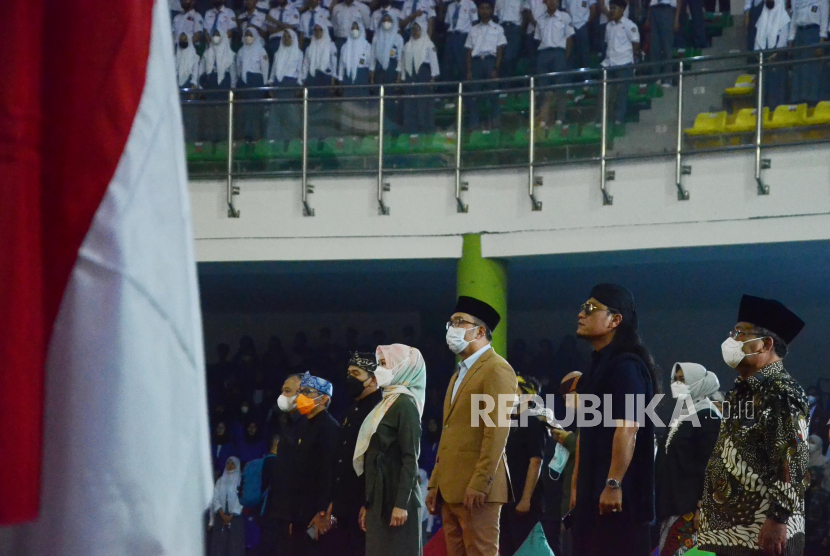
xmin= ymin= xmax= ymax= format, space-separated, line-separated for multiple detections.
xmin=451 ymin=344 xmax=492 ymax=402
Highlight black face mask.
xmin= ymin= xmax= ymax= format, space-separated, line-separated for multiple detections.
xmin=765 ymin=0 xmax=774 ymax=8
xmin=345 ymin=375 xmax=369 ymax=399
xmin=179 ymin=40 xmax=189 ymax=48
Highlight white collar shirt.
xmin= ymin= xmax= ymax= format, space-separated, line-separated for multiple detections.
xmin=451 ymin=344 xmax=493 ymax=402
xmin=789 ymin=0 xmax=829 ymax=39
xmin=602 ymin=16 xmax=639 ymax=66
xmin=268 ymin=6 xmax=301 ymax=38
xmin=562 ymin=0 xmax=596 ymax=28
xmin=332 ymin=2 xmax=372 ymax=38
xmin=300 ymin=7 xmax=332 ymax=36
xmin=445 ymin=0 xmax=480 ymax=32
xmin=495 ymin=0 xmax=523 ymax=26
xmin=205 ymin=7 xmax=238 ymax=34
xmin=464 ymin=20 xmax=508 ymax=57
xmin=535 ymin=9 xmax=575 ymax=48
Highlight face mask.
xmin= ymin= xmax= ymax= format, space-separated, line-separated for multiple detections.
xmin=548 ymin=441 xmax=570 ymax=479
xmin=351 ymin=28 xmax=361 ymax=38
xmin=245 ymin=35 xmax=255 ymax=45
xmin=296 ymin=393 xmax=321 ymax=415
xmin=179 ymin=40 xmax=189 ymax=48
xmin=241 ymin=406 xmax=249 ymax=414
xmin=382 ymin=20 xmax=393 ymax=30
xmin=374 ymin=357 xmax=409 ymax=388
xmin=670 ymin=382 xmax=690 ymax=400
xmin=808 ymin=395 xmax=818 ymax=407
xmin=277 ymin=394 xmax=297 ymax=412
xmin=345 ymin=375 xmax=370 ymax=399
xmin=446 ymin=325 xmax=478 ymax=354
xmin=212 ymin=35 xmax=222 ymax=44
xmin=721 ymin=336 xmax=765 ymax=369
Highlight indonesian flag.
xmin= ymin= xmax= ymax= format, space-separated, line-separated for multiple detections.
xmin=0 ymin=0 xmax=212 ymax=554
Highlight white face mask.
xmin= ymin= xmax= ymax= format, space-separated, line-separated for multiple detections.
xmin=548 ymin=441 xmax=570 ymax=479
xmin=382 ymin=20 xmax=393 ymax=30
xmin=446 ymin=325 xmax=478 ymax=354
xmin=244 ymin=35 xmax=255 ymax=45
xmin=670 ymin=382 xmax=690 ymax=400
xmin=212 ymin=35 xmax=222 ymax=44
xmin=351 ymin=28 xmax=361 ymax=38
xmin=277 ymin=394 xmax=297 ymax=412
xmin=721 ymin=336 xmax=766 ymax=369
xmin=374 ymin=357 xmax=409 ymax=387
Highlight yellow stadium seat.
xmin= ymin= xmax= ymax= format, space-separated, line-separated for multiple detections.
xmin=725 ymin=74 xmax=755 ymax=96
xmin=766 ymin=104 xmax=808 ymax=129
xmin=805 ymin=101 xmax=830 ymax=125
xmin=685 ymin=111 xmax=727 ymax=136
xmin=724 ymin=107 xmax=770 ymax=133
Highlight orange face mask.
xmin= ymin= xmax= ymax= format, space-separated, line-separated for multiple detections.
xmin=296 ymin=394 xmax=320 ymax=415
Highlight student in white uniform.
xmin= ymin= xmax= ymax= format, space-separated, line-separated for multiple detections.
xmin=465 ymin=0 xmax=508 ymax=129
xmin=562 ymin=0 xmax=597 ymax=69
xmin=755 ymin=0 xmax=790 ymax=108
xmin=535 ymin=0 xmax=574 ymax=124
xmin=400 ymin=0 xmax=437 ymax=38
xmin=238 ymin=0 xmax=269 ymax=40
xmin=402 ymin=20 xmax=441 ymax=132
xmin=443 ymin=0 xmax=479 ymax=82
xmin=745 ymin=0 xmax=765 ymax=51
xmin=788 ymin=0 xmax=827 ymax=104
xmin=494 ymin=0 xmax=522 ymax=76
xmin=236 ymin=29 xmax=271 ymax=140
xmin=372 ymin=12 xmax=406 ymax=85
xmin=204 ymin=0 xmax=238 ymax=42
xmin=266 ymin=0 xmax=301 ymax=60
xmin=267 ymin=29 xmax=304 ymax=142
xmin=173 ymin=0 xmax=206 ymax=46
xmin=332 ymin=0 xmax=372 ymax=51
xmin=339 ymin=21 xmax=373 ymax=96
xmin=202 ymin=29 xmax=238 ymax=88
xmin=298 ymin=0 xmax=332 ymax=48
xmin=177 ymin=32 xmax=202 ymax=89
xmin=601 ymin=0 xmax=639 ymax=125
xmin=304 ymin=23 xmax=339 ymax=92
xmin=371 ymin=0 xmax=404 ymax=34
xmin=522 ymin=0 xmax=547 ymax=69
xmin=170 ymin=0 xmax=184 ymax=23
xmin=648 ymin=0 xmax=680 ymax=87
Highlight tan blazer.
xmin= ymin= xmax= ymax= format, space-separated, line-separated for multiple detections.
xmin=428 ymin=348 xmax=518 ymax=504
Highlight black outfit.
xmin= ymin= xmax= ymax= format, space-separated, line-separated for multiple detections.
xmin=330 ymin=390 xmax=384 ymax=556
xmin=573 ymin=347 xmax=656 ymax=556
xmin=655 ymin=409 xmax=721 ymax=522
xmin=809 ymin=404 xmax=830 ymax=453
xmin=500 ymin=410 xmax=548 ymax=556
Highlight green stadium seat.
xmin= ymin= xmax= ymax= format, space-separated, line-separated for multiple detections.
xmin=685 ymin=111 xmax=727 ymax=136
xmin=323 ymin=137 xmax=355 ymax=157
xmin=211 ymin=141 xmax=229 ymax=162
xmin=466 ymin=130 xmax=501 ymax=150
xmin=541 ymin=123 xmax=578 ymax=146
xmin=252 ymin=139 xmax=284 ymax=160
xmin=283 ymin=138 xmax=304 ymax=159
xmin=423 ymin=132 xmax=457 ymax=153
xmin=186 ymin=141 xmax=213 ymax=162
xmin=354 ymin=135 xmax=380 ymax=156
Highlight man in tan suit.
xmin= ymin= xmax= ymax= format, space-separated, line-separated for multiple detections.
xmin=426 ymin=296 xmax=518 ymax=556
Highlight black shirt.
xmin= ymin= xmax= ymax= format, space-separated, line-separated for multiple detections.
xmin=262 ymin=411 xmax=307 ymax=519
xmin=290 ymin=409 xmax=340 ymax=523
xmin=505 ymin=410 xmax=548 ymax=513
xmin=332 ymin=390 xmax=383 ymax=521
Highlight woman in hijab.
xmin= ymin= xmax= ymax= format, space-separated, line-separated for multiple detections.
xmin=655 ymin=363 xmax=722 ymax=556
xmin=809 ymin=434 xmax=827 ymax=468
xmin=211 ymin=421 xmax=238 ymax=478
xmin=339 ymin=21 xmax=373 ymax=97
xmin=355 ymin=344 xmax=426 ymax=556
xmin=754 ymin=0 xmax=790 ymax=109
xmin=236 ymin=420 xmax=267 ymax=466
xmin=400 ymin=19 xmax=439 ymax=134
xmin=208 ymin=456 xmax=245 ymax=556
xmin=236 ymin=28 xmax=271 ymax=140
xmin=176 ymin=32 xmax=201 ymax=89
xmin=267 ymin=29 xmax=303 ymax=142
xmin=202 ymin=28 xmax=237 ymax=89
xmin=303 ymin=23 xmax=338 ymax=95
xmin=371 ymin=13 xmax=405 ymax=86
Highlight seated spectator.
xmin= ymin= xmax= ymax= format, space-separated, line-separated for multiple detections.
xmin=372 ymin=12 xmax=406 ymax=85
xmin=339 ymin=21 xmax=374 ymax=96
xmin=204 ymin=0 xmax=238 ymax=42
xmin=237 ymin=420 xmax=268 ymax=466
xmin=304 ymin=23 xmax=339 ymax=92
xmin=208 ymin=457 xmax=245 ymax=556
xmin=535 ymin=0 xmax=574 ymax=126
xmin=173 ymin=0 xmax=205 ymax=46
xmin=332 ymin=0 xmax=372 ymax=51
xmin=600 ymin=0 xmax=639 ymax=125
xmin=754 ymin=0 xmax=789 ymax=108
xmin=266 ymin=0 xmax=302 ymax=60
xmin=371 ymin=0 xmax=404 ymax=35
xmin=176 ymin=32 xmax=202 ymax=88
xmin=202 ymin=29 xmax=238 ymax=88
xmin=211 ymin=421 xmax=238 ymax=478
xmin=444 ymin=0 xmax=479 ymax=82
xmin=238 ymin=0 xmax=269 ymax=39
xmin=465 ymin=0 xmax=507 ymax=130
xmin=299 ymin=0 xmax=333 ymax=48
xmin=402 ymin=20 xmax=440 ymax=132
xmin=562 ymin=0 xmax=597 ymax=71
xmin=494 ymin=0 xmax=522 ymax=76
xmin=648 ymin=0 xmax=680 ymax=87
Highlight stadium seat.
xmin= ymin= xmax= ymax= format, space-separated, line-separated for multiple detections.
xmin=186 ymin=141 xmax=213 ymax=162
xmin=210 ymin=141 xmax=229 ymax=162
xmin=422 ymin=131 xmax=457 ymax=153
xmin=725 ymin=75 xmax=755 ymax=96
xmin=806 ymin=101 xmax=830 ymax=125
xmin=541 ymin=123 xmax=578 ymax=146
xmin=284 ymin=138 xmax=304 ymax=159
xmin=724 ymin=107 xmax=769 ymax=133
xmin=354 ymin=135 xmax=379 ymax=156
xmin=577 ymin=123 xmax=603 ymax=144
xmin=323 ymin=137 xmax=355 ymax=157
xmin=252 ymin=139 xmax=284 ymax=160
xmin=766 ymin=104 xmax=808 ymax=129
xmin=467 ymin=130 xmax=501 ymax=150
xmin=685 ymin=111 xmax=727 ymax=136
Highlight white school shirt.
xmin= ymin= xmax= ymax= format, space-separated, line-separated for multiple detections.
xmin=649 ymin=0 xmax=677 ymax=8
xmin=451 ymin=345 xmax=492 ymax=402
xmin=522 ymin=0 xmax=547 ymax=34
xmin=371 ymin=7 xmax=404 ymax=32
xmin=204 ymin=7 xmax=238 ymax=35
xmin=789 ymin=0 xmax=829 ymax=39
xmin=445 ymin=0 xmax=480 ymax=32
xmin=332 ymin=2 xmax=372 ymax=38
xmin=401 ymin=0 xmax=437 ymax=28
xmin=599 ymin=3 xmax=628 ymax=25
xmin=602 ymin=16 xmax=639 ymax=66
xmin=562 ymin=0 xmax=596 ymax=29
xmin=173 ymin=10 xmax=205 ymax=41
xmin=239 ymin=10 xmax=268 ymax=35
xmin=371 ymin=31 xmax=405 ymax=70
xmin=495 ymin=0 xmax=524 ymax=26
xmin=300 ymin=7 xmax=333 ymax=37
xmin=465 ymin=20 xmax=508 ymax=56
xmin=267 ymin=6 xmax=301 ymax=38
xmin=535 ymin=9 xmax=576 ymax=49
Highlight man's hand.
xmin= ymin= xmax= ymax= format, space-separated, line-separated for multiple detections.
xmin=598 ymin=485 xmax=622 ymax=515
xmin=326 ymin=502 xmax=336 ymax=529
xmin=309 ymin=511 xmax=331 ymax=539
xmin=569 ymin=482 xmax=577 ymax=510
xmin=515 ymin=499 xmax=531 ymax=514
xmin=426 ymin=488 xmax=440 ymax=515
xmin=359 ymin=506 xmax=367 ymax=532
xmin=463 ymin=487 xmax=487 ymax=511
xmin=757 ymin=518 xmax=787 ymax=556
xmin=390 ymin=507 xmax=408 ymax=526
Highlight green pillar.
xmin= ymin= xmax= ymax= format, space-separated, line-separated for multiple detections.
xmin=457 ymin=234 xmax=508 ymax=355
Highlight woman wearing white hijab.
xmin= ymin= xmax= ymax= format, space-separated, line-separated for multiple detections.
xmin=303 ymin=23 xmax=338 ymax=95
xmin=401 ymin=19 xmax=439 ymax=133
xmin=176 ymin=31 xmax=201 ymax=89
xmin=338 ymin=21 xmax=373 ymax=97
xmin=654 ymin=363 xmax=722 ymax=556
xmin=267 ymin=29 xmax=303 ymax=142
xmin=371 ymin=13 xmax=405 ymax=85
xmin=236 ymin=28 xmax=271 ymax=140
xmin=208 ymin=456 xmax=245 ymax=556
xmin=754 ymin=0 xmax=790 ymax=108
xmin=202 ymin=28 xmax=237 ymax=89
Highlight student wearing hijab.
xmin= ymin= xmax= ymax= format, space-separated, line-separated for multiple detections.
xmin=211 ymin=421 xmax=238 ymax=478
xmin=237 ymin=420 xmax=268 ymax=466
xmin=267 ymin=29 xmax=303 ymax=142
xmin=236 ymin=28 xmax=271 ymax=140
xmin=754 ymin=0 xmax=790 ymax=109
xmin=654 ymin=363 xmax=721 ymax=556
xmin=208 ymin=457 xmax=245 ymax=556
xmin=303 ymin=23 xmax=339 ymax=94
xmin=177 ymin=31 xmax=202 ymax=88
xmin=202 ymin=28 xmax=238 ymax=88
xmin=355 ymin=344 xmax=426 ymax=556
xmin=338 ymin=21 xmax=373 ymax=97
xmin=401 ymin=19 xmax=440 ymax=133
xmin=372 ymin=13 xmax=405 ymax=86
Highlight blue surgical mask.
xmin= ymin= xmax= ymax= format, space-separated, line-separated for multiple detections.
xmin=548 ymin=441 xmax=570 ymax=480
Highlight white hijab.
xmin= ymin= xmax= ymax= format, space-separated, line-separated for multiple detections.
xmin=176 ymin=34 xmax=200 ymax=87
xmin=755 ymin=0 xmax=790 ymax=50
xmin=372 ymin=15 xmax=400 ymax=71
xmin=809 ymin=435 xmax=827 ymax=467
xmin=306 ymin=24 xmax=335 ymax=77
xmin=340 ymin=21 xmax=370 ymax=81
xmin=402 ymin=22 xmax=433 ymax=79
xmin=204 ymin=31 xmax=235 ymax=82
xmin=238 ymin=30 xmax=269 ymax=82
xmin=670 ymin=362 xmax=721 ymax=422
xmin=271 ymin=29 xmax=303 ymax=83
xmin=212 ymin=456 xmax=243 ymax=516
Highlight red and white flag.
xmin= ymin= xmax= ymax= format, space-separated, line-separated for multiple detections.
xmin=0 ymin=0 xmax=212 ymax=554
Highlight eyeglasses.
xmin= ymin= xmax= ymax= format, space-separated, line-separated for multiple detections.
xmin=446 ymin=319 xmax=479 ymax=330
xmin=580 ymin=302 xmax=619 ymax=316
xmin=298 ymin=387 xmax=320 ymax=397
xmin=727 ymin=329 xmax=765 ymax=340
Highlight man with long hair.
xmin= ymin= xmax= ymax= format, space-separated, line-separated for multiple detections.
xmin=570 ymin=283 xmax=659 ymax=556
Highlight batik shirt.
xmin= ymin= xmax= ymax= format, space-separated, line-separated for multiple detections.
xmin=699 ymin=361 xmax=809 ymax=556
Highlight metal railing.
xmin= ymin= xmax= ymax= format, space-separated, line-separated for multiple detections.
xmin=180 ymin=44 xmax=830 ymax=217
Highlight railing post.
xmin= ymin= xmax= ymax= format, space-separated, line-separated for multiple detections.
xmin=301 ymin=87 xmax=315 ymax=216
xmin=755 ymin=51 xmax=770 ymax=195
xmin=675 ymin=64 xmax=691 ymax=200
xmin=528 ymin=77 xmax=543 ymax=211
xmin=378 ymin=85 xmax=390 ymax=215
xmin=600 ymin=68 xmax=613 ymax=205
xmin=226 ymin=90 xmax=240 ymax=218
xmin=455 ymin=82 xmax=468 ymax=213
